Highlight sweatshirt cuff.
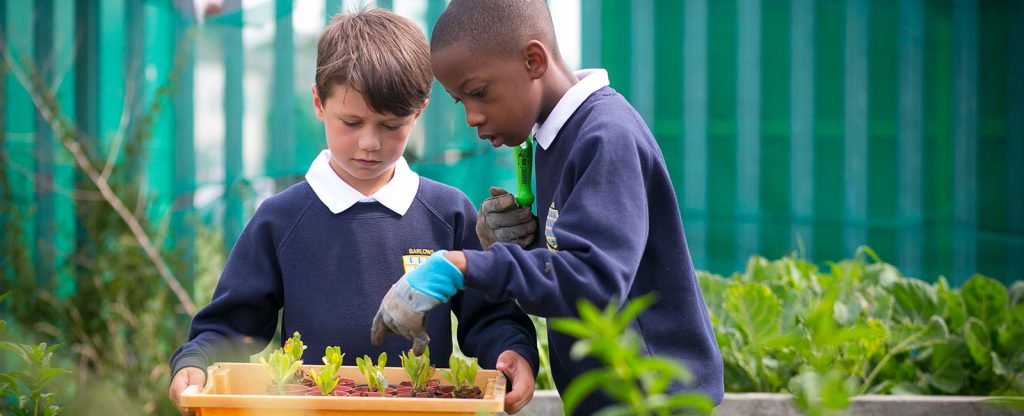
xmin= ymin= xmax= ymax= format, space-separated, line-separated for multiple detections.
xmin=170 ymin=353 xmax=209 ymax=382
xmin=508 ymin=343 xmax=541 ymax=378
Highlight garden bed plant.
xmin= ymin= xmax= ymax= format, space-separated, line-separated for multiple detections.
xmin=698 ymin=247 xmax=1024 ymax=415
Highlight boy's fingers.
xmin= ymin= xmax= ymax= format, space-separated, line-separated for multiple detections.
xmin=482 ymin=192 xmax=519 ymax=213
xmin=411 ymin=332 xmax=430 ymax=356
xmin=493 ymin=221 xmax=535 ymax=241
xmin=170 ymin=368 xmax=205 ymax=415
xmin=498 ymin=355 xmax=533 ymax=415
xmin=509 ymin=235 xmax=535 ymax=248
xmin=488 ymin=186 xmax=511 ymax=198
xmin=370 ymin=309 xmax=391 ymax=347
xmin=484 ymin=207 xmax=533 ymax=228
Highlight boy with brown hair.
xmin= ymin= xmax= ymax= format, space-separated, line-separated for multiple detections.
xmin=371 ymin=0 xmax=723 ymax=413
xmin=169 ymin=8 xmax=538 ymax=414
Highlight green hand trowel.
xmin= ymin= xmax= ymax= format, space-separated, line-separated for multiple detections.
xmin=513 ymin=136 xmax=534 ymax=207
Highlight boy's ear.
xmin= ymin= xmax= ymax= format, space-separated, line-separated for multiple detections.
xmin=522 ymin=40 xmax=549 ymax=80
xmin=311 ymin=84 xmax=325 ymax=120
xmin=414 ymin=98 xmax=430 ymax=119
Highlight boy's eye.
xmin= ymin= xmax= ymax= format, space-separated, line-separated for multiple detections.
xmin=383 ymin=124 xmax=402 ymax=131
xmin=470 ymin=87 xmax=487 ymax=98
xmin=342 ymin=120 xmax=361 ymax=127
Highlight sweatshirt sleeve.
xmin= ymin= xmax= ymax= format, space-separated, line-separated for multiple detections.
xmin=169 ymin=204 xmax=291 ymax=378
xmin=449 ymin=196 xmax=539 ymax=374
xmin=463 ymin=120 xmax=652 ymax=318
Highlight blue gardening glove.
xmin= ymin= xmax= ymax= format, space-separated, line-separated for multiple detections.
xmin=371 ymin=251 xmax=464 ymax=355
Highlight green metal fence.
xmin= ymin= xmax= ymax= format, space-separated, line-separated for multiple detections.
xmin=2 ymin=0 xmax=1021 ymax=292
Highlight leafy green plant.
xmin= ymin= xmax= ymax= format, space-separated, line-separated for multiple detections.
xmin=310 ymin=346 xmax=344 ymax=395
xmin=399 ymin=346 xmax=436 ymax=391
xmin=549 ymin=293 xmax=714 ymax=416
xmin=700 ymin=246 xmax=1024 ymax=415
xmin=283 ymin=332 xmax=307 ymax=367
xmin=259 ymin=349 xmax=303 ymax=393
xmin=355 ymin=352 xmax=388 ymax=393
xmin=1 ymin=292 xmax=72 ymax=416
xmin=1 ymin=32 xmax=207 ymax=415
xmin=443 ymin=354 xmax=479 ymax=390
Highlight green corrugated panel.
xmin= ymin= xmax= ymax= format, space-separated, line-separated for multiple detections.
xmin=581 ymin=0 xmax=1021 ymax=283
xmin=173 ymin=0 xmax=197 ymax=283
xmin=1008 ymin=0 xmax=1024 ymax=281
xmin=759 ymin=0 xmax=791 ymax=261
xmin=5 ymin=0 xmax=37 ymax=280
xmin=811 ymin=0 xmax=844 ymax=272
xmin=652 ymin=0 xmax=684 ymax=190
xmin=223 ymin=0 xmax=244 ymax=252
xmin=52 ymin=0 xmax=76 ymax=296
xmin=34 ymin=0 xmax=56 ymax=284
xmin=867 ymin=0 xmax=898 ymax=270
xmin=975 ymin=0 xmax=1008 ymax=280
xmin=143 ymin=0 xmax=178 ymax=223
xmin=706 ymin=0 xmax=738 ymax=274
xmin=98 ymin=0 xmax=125 ymax=149
xmin=923 ymin=0 xmax=954 ymax=281
xmin=269 ymin=0 xmax=296 ymax=189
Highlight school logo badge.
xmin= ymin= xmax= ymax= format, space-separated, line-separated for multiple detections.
xmin=402 ymin=248 xmax=434 ymax=273
xmin=545 ymin=203 xmax=559 ymax=253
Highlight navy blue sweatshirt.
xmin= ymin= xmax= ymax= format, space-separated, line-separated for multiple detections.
xmin=464 ymin=87 xmax=724 ymax=413
xmin=170 ymin=179 xmax=538 ymax=377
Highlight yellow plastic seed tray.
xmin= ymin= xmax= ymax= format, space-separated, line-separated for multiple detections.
xmin=180 ymin=362 xmax=505 ymax=416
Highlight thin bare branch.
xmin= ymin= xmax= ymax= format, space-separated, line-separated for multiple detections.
xmin=4 ymin=157 xmax=106 ymax=201
xmin=1 ymin=40 xmax=197 ymax=316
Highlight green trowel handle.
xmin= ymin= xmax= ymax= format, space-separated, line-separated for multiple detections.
xmin=513 ymin=136 xmax=535 ymax=207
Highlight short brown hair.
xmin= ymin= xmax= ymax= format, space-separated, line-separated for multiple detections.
xmin=316 ymin=8 xmax=431 ymax=117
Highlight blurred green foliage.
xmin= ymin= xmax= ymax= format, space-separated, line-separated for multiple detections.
xmin=550 ymin=294 xmax=715 ymax=416
xmin=700 ymin=247 xmax=1024 ymax=415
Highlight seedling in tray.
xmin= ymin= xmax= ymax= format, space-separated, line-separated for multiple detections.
xmin=443 ymin=354 xmax=483 ymax=398
xmin=259 ymin=348 xmax=303 ymax=394
xmin=355 ymin=352 xmax=388 ymax=395
xmin=310 ymin=346 xmax=345 ymax=395
xmin=400 ymin=346 xmax=436 ymax=392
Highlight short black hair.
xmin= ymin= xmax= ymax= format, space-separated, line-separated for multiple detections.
xmin=317 ymin=8 xmax=432 ymax=117
xmin=430 ymin=0 xmax=561 ymax=59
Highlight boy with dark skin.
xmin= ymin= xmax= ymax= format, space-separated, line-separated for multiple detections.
xmin=371 ymin=0 xmax=724 ymax=414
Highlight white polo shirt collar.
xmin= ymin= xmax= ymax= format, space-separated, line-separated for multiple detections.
xmin=304 ymin=149 xmax=419 ymax=216
xmin=533 ymin=69 xmax=610 ymax=150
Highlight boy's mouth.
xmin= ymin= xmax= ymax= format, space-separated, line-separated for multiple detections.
xmin=479 ymin=134 xmax=503 ymax=148
xmin=353 ymin=158 xmax=381 ymax=167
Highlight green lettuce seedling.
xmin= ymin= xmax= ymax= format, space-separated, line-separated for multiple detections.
xmin=283 ymin=331 xmax=307 ymax=363
xmin=399 ymin=346 xmax=436 ymax=391
xmin=442 ymin=354 xmax=479 ymax=389
xmin=356 ymin=352 xmax=388 ymax=393
xmin=310 ymin=346 xmax=344 ymax=395
xmin=259 ymin=348 xmax=303 ymax=393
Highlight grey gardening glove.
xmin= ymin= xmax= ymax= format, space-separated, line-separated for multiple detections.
xmin=370 ymin=278 xmax=437 ymax=355
xmin=476 ymin=187 xmax=537 ymax=251
xmin=371 ymin=251 xmax=463 ymax=355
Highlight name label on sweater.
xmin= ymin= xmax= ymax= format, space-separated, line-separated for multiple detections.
xmin=402 ymin=248 xmax=435 ymax=272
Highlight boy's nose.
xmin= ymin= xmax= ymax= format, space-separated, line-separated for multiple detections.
xmin=466 ymin=111 xmax=485 ymax=127
xmin=358 ymin=134 xmax=381 ymax=151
